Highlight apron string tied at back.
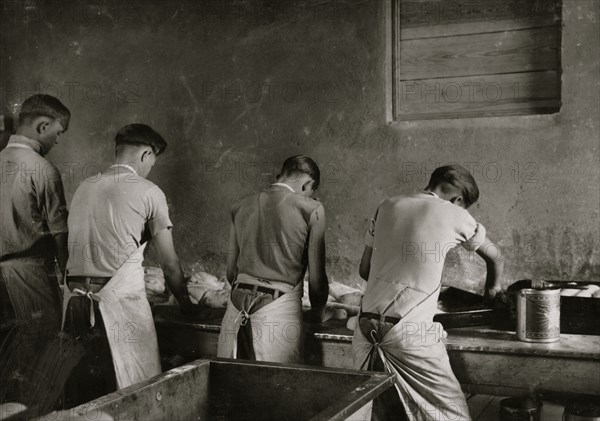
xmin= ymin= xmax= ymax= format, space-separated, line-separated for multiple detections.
xmin=72 ymin=288 xmax=102 ymax=328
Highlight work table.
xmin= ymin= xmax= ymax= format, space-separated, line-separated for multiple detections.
xmin=152 ymin=305 xmax=600 ymax=397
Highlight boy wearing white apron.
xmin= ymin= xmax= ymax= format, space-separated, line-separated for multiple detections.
xmin=63 ymin=124 xmax=199 ymax=407
xmin=218 ymin=155 xmax=329 ymax=363
xmin=354 ymin=165 xmax=505 ymax=421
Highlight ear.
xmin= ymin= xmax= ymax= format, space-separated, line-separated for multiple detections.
xmin=450 ymin=196 xmax=464 ymax=207
xmin=35 ymin=120 xmax=49 ymax=134
xmin=140 ymin=148 xmax=153 ymax=162
xmin=302 ymin=179 xmax=314 ymax=192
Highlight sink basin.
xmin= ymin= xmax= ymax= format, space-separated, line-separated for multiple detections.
xmin=64 ymin=359 xmax=394 ymax=421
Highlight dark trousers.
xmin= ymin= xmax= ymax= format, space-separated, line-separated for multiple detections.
xmin=359 ymin=317 xmax=409 ymax=421
xmin=0 ymin=260 xmax=63 ymax=414
xmin=62 ymin=295 xmax=117 ymax=409
xmin=230 ymin=288 xmax=275 ymax=360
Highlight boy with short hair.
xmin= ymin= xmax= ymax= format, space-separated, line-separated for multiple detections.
xmin=354 ymin=164 xmax=505 ymax=421
xmin=63 ymin=123 xmax=199 ymax=406
xmin=218 ymin=155 xmax=329 ymax=363
xmin=0 ymin=94 xmax=71 ymax=408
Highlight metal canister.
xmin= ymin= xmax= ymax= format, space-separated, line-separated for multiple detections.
xmin=500 ymin=397 xmax=542 ymax=421
xmin=516 ymin=288 xmax=560 ymax=342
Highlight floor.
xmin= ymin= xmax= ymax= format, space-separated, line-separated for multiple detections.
xmin=467 ymin=395 xmax=565 ymax=421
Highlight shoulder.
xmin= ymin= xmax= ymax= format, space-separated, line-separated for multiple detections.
xmin=290 ymin=196 xmax=323 ymax=225
xmin=232 ymin=191 xmax=259 ymax=211
xmin=379 ymin=194 xmax=409 ymax=210
xmin=144 ymin=183 xmax=168 ymax=203
xmin=3 ymin=147 xmax=57 ymax=171
xmin=131 ymin=173 xmax=159 ymax=190
xmin=230 ymin=191 xmax=262 ymax=219
xmin=31 ymin=155 xmax=64 ymax=185
xmin=40 ymin=157 xmax=61 ymax=178
xmin=289 ymin=194 xmax=322 ymax=214
xmin=121 ymin=173 xmax=164 ymax=198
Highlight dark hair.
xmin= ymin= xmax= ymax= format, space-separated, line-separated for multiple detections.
xmin=19 ymin=94 xmax=71 ymax=131
xmin=115 ymin=124 xmax=167 ymax=155
xmin=426 ymin=164 xmax=480 ymax=208
xmin=279 ymin=155 xmax=321 ymax=190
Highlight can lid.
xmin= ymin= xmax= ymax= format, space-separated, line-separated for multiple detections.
xmin=519 ymin=288 xmax=561 ymax=297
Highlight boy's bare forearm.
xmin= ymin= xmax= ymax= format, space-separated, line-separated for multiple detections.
xmin=162 ymin=262 xmax=189 ymax=302
xmin=475 ymin=236 xmax=505 ymax=292
xmin=308 ymin=249 xmax=329 ymax=311
xmin=53 ymin=233 xmax=68 ymax=275
xmin=309 ymin=272 xmax=329 ymax=310
xmin=226 ymin=222 xmax=239 ymax=285
xmin=485 ymin=258 xmax=504 ymax=291
xmin=307 ymin=205 xmax=329 ymax=312
xmin=359 ymin=246 xmax=373 ymax=281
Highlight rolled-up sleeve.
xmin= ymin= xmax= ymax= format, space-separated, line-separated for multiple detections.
xmin=460 ymin=214 xmax=487 ymax=252
xmin=42 ymin=164 xmax=68 ymax=236
xmin=145 ymin=186 xmax=173 ymax=236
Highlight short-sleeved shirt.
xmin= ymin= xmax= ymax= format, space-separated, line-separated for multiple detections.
xmin=0 ymin=135 xmax=68 ymax=263
xmin=232 ymin=184 xmax=322 ymax=287
xmin=66 ymin=166 xmax=173 ymax=277
xmin=362 ymin=192 xmax=486 ymax=316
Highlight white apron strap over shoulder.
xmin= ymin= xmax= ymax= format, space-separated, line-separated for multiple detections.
xmin=61 ymin=244 xmax=161 ymax=389
xmin=217 ymin=281 xmax=303 ymax=364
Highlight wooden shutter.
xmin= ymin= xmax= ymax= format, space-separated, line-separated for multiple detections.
xmin=391 ymin=0 xmax=562 ymax=120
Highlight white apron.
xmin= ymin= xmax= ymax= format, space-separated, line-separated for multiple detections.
xmin=61 ymin=244 xmax=161 ymax=389
xmin=352 ymin=286 xmax=471 ymax=421
xmin=217 ymin=281 xmax=303 ymax=364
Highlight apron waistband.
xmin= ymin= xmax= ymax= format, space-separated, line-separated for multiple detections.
xmin=66 ymin=276 xmax=111 ymax=286
xmin=67 ymin=282 xmax=105 ymax=294
xmin=235 ymin=274 xmax=294 ymax=293
xmin=360 ymin=312 xmax=401 ymax=325
xmin=234 ymin=283 xmax=283 ymax=299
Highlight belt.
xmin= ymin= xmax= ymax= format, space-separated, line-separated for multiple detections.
xmin=359 ymin=312 xmax=402 ymax=325
xmin=234 ymin=283 xmax=282 ymax=299
xmin=66 ymin=276 xmax=111 ymax=292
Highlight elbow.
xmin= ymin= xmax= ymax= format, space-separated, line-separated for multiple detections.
xmin=160 ymin=252 xmax=180 ymax=268
xmin=495 ymin=255 xmax=506 ymax=272
xmin=161 ymin=265 xmax=176 ymax=280
xmin=491 ymin=251 xmax=505 ymax=267
xmin=161 ymin=260 xmax=180 ymax=278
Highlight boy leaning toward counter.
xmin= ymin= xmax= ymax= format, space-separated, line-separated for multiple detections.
xmin=218 ymin=155 xmax=329 ymax=364
xmin=62 ymin=124 xmax=201 ymax=407
xmin=353 ymin=164 xmax=505 ymax=421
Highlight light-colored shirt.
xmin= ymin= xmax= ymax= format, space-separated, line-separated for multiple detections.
xmin=66 ymin=166 xmax=172 ymax=277
xmin=0 ymin=135 xmax=68 ymax=262
xmin=231 ymin=184 xmax=322 ymax=287
xmin=362 ymin=192 xmax=486 ymax=317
